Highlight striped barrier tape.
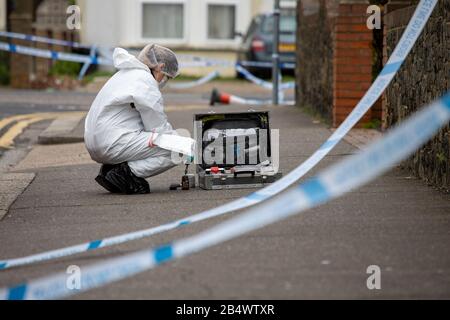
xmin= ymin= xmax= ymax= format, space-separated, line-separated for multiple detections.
xmin=177 ymin=53 xmax=295 ymax=69
xmin=179 ymin=60 xmax=234 ymax=68
xmin=179 ymin=60 xmax=295 ymax=70
xmin=0 ymin=36 xmax=214 ymax=69
xmin=0 ymin=31 xmax=293 ymax=87
xmin=0 ymin=31 xmax=296 ymax=70
xmin=0 ymin=39 xmax=219 ymax=83
xmin=168 ymin=71 xmax=220 ymax=89
xmin=1 ymin=91 xmax=448 ymax=300
xmin=0 ymin=39 xmax=283 ymax=87
xmin=0 ymin=41 xmax=110 ymax=66
xmin=169 ymin=66 xmax=293 ymax=92
xmin=238 ymin=60 xmax=295 ymax=70
xmin=0 ymin=31 xmax=92 ymax=49
xmin=235 ymin=64 xmax=295 ymax=91
xmin=77 ymin=45 xmax=97 ymax=80
xmin=0 ymin=0 xmax=437 ymax=271
xmin=0 ymin=39 xmax=285 ymax=91
xmin=175 ymin=52 xmax=296 ymax=69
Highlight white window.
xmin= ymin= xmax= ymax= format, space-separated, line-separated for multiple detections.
xmin=207 ymin=4 xmax=236 ymax=40
xmin=142 ymin=3 xmax=184 ymax=39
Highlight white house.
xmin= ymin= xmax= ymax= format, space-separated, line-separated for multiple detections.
xmin=78 ymin=0 xmax=296 ymax=50
xmin=0 ymin=0 xmax=6 ymax=31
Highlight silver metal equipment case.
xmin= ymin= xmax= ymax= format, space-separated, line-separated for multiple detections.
xmin=194 ymin=111 xmax=282 ymax=190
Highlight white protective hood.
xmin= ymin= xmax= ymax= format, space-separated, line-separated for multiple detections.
xmin=113 ymin=47 xmax=150 ymax=71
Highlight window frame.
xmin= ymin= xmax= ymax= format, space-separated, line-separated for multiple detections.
xmin=138 ymin=0 xmax=189 ymax=45
xmin=205 ymin=0 xmax=239 ymax=45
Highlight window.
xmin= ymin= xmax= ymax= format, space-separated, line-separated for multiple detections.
xmin=261 ymin=15 xmax=297 ymax=34
xmin=142 ymin=3 xmax=184 ymax=39
xmin=208 ymin=4 xmax=236 ymax=40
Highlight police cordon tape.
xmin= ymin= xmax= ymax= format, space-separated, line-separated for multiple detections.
xmin=170 ymin=67 xmax=293 ymax=93
xmin=170 ymin=64 xmax=293 ymax=95
xmin=0 ymin=41 xmax=111 ymax=66
xmin=235 ymin=64 xmax=295 ymax=91
xmin=0 ymin=31 xmax=296 ymax=71
xmin=0 ymin=39 xmax=290 ymax=90
xmin=171 ymin=56 xmax=295 ymax=70
xmin=0 ymin=0 xmax=438 ymax=271
xmin=1 ymin=92 xmax=449 ymax=300
xmin=239 ymin=60 xmax=295 ymax=70
xmin=0 ymin=30 xmax=92 ymax=49
xmin=168 ymin=71 xmax=220 ymax=89
xmin=0 ymin=40 xmax=220 ymax=69
xmin=0 ymin=31 xmax=109 ymax=79
xmin=0 ymin=30 xmax=294 ymax=90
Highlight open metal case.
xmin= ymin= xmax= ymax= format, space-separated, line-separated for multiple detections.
xmin=194 ymin=110 xmax=282 ymax=190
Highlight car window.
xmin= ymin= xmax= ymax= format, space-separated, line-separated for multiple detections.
xmin=244 ymin=16 xmax=260 ymax=42
xmin=261 ymin=15 xmax=296 ymax=34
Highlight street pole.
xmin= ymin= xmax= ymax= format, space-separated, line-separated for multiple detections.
xmin=272 ymin=0 xmax=280 ymax=105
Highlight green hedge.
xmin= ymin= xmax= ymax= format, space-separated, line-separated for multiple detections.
xmin=49 ymin=60 xmax=81 ymax=77
xmin=0 ymin=52 xmax=10 ymax=85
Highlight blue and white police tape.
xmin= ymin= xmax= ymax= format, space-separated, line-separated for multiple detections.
xmin=168 ymin=71 xmax=220 ymax=89
xmin=0 ymin=31 xmax=92 ymax=49
xmin=169 ymin=66 xmax=294 ymax=91
xmin=0 ymin=0 xmax=437 ymax=271
xmin=176 ymin=52 xmax=295 ymax=69
xmin=178 ymin=58 xmax=295 ymax=70
xmin=0 ymin=34 xmax=293 ymax=91
xmin=235 ymin=64 xmax=295 ymax=91
xmin=0 ymin=31 xmax=293 ymax=77
xmin=0 ymin=39 xmax=282 ymax=81
xmin=179 ymin=59 xmax=234 ymax=68
xmin=0 ymin=40 xmax=226 ymax=71
xmin=1 ymin=91 xmax=448 ymax=300
xmin=0 ymin=41 xmax=111 ymax=66
xmin=238 ymin=60 xmax=295 ymax=70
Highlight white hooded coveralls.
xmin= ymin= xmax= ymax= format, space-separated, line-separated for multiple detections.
xmin=84 ymin=48 xmax=181 ymax=178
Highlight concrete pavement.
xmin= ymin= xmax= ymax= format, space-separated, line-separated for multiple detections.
xmin=0 ymin=102 xmax=449 ymax=299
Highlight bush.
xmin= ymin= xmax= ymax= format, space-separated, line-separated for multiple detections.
xmin=0 ymin=52 xmax=10 ymax=85
xmin=49 ymin=60 xmax=81 ymax=77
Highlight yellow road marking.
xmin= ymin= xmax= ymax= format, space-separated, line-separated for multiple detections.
xmin=0 ymin=112 xmax=86 ymax=129
xmin=0 ymin=114 xmax=36 ymax=132
xmin=0 ymin=117 xmax=49 ymax=149
xmin=0 ymin=112 xmax=86 ymax=149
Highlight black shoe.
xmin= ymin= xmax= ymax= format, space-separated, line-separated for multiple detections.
xmin=95 ymin=164 xmax=121 ymax=193
xmin=105 ymin=162 xmax=150 ymax=194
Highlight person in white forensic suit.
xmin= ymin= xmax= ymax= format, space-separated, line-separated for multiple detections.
xmin=84 ymin=44 xmax=195 ymax=194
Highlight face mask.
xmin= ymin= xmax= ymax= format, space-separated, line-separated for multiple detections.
xmin=159 ymin=75 xmax=169 ymax=90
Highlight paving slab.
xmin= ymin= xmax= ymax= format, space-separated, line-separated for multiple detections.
xmin=38 ymin=114 xmax=86 ymax=145
xmin=0 ymin=173 xmax=35 ymax=220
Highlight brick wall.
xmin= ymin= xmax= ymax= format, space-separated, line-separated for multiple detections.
xmin=9 ymin=12 xmax=34 ymax=88
xmin=8 ymin=0 xmax=80 ymax=89
xmin=383 ymin=0 xmax=450 ymax=192
xmin=333 ymin=2 xmax=375 ymax=126
xmin=296 ymin=0 xmax=380 ymax=127
xmin=297 ymin=0 xmax=337 ymax=119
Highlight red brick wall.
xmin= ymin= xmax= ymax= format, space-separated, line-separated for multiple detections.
xmin=297 ymin=0 xmax=382 ymax=128
xmin=9 ymin=13 xmax=34 ymax=88
xmin=333 ymin=3 xmax=374 ymax=127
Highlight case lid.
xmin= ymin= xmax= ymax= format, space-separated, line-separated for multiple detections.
xmin=193 ymin=111 xmax=272 ymax=170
